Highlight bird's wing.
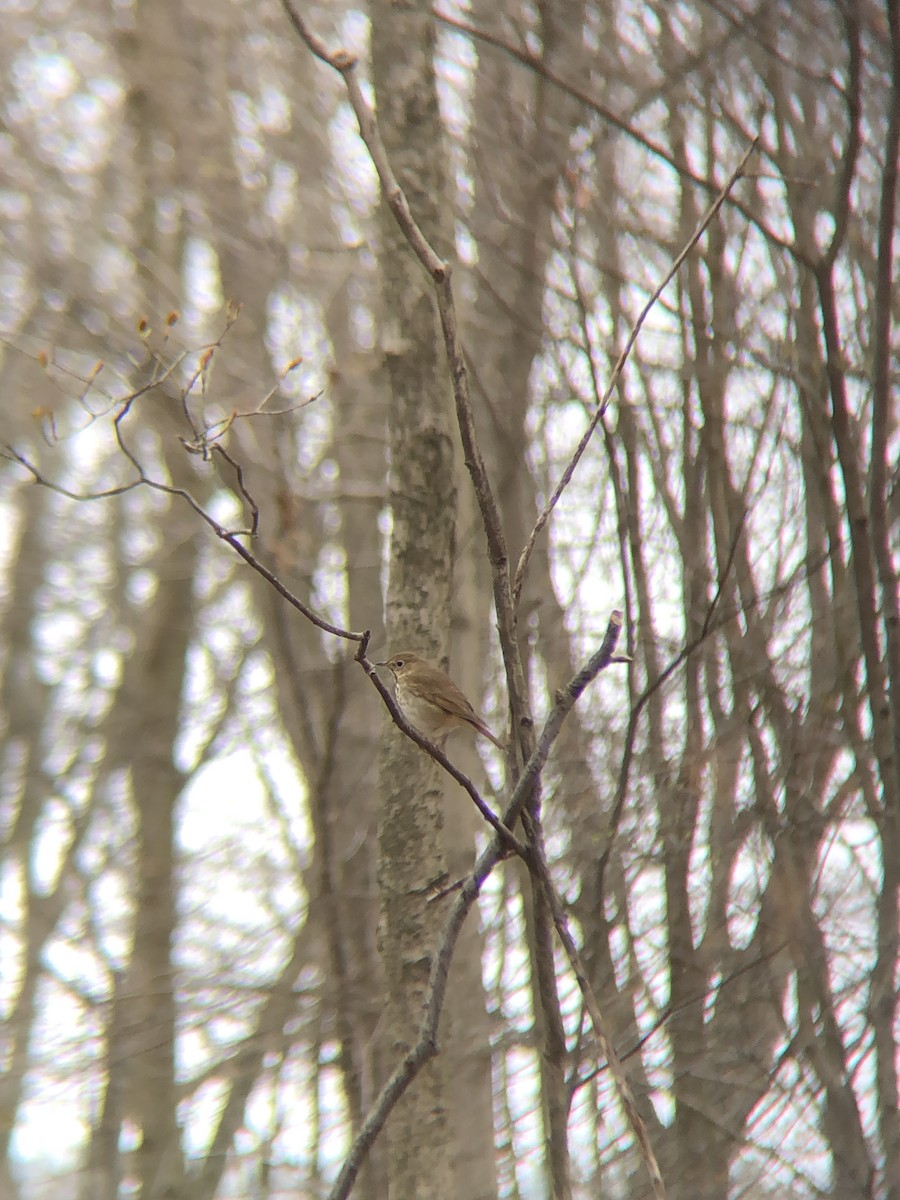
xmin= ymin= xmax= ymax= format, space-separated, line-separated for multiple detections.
xmin=420 ymin=664 xmax=502 ymax=746
xmin=420 ymin=665 xmax=479 ymax=720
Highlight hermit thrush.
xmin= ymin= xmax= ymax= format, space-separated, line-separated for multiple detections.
xmin=377 ymin=650 xmax=504 ymax=750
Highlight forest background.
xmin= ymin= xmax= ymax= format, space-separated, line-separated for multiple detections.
xmin=0 ymin=1 xmax=898 ymax=1199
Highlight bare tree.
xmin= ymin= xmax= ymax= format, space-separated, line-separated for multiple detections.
xmin=0 ymin=2 xmax=896 ymax=1200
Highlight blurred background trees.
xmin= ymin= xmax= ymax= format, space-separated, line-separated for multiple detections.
xmin=0 ymin=1 xmax=897 ymax=1199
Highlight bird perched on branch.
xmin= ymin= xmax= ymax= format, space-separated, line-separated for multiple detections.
xmin=377 ymin=650 xmax=504 ymax=750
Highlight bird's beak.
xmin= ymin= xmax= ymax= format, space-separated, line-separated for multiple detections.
xmin=375 ymin=660 xmax=388 ymax=668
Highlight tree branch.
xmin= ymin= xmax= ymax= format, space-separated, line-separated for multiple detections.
xmin=512 ymin=136 xmax=759 ymax=609
xmin=330 ymin=612 xmax=631 ymax=1200
xmin=2 ymin=396 xmax=368 ymax=646
xmin=277 ymin=0 xmax=531 ymax=760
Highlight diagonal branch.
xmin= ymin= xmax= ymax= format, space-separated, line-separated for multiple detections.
xmin=353 ymin=641 xmax=526 ymax=856
xmin=328 ymin=611 xmax=628 ymax=1200
xmin=433 ymin=8 xmax=793 ymax=256
xmin=277 ymin=0 xmax=531 ymax=757
xmin=512 ymin=136 xmax=759 ymax=609
xmin=2 ymin=402 xmax=368 ymax=646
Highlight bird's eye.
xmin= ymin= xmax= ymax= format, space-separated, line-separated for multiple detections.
xmin=394 ymin=658 xmax=403 ymax=668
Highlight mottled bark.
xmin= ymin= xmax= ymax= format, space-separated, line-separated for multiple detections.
xmin=370 ymin=2 xmax=456 ymax=1197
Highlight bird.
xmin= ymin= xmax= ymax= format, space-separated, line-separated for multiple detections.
xmin=376 ymin=650 xmax=504 ymax=750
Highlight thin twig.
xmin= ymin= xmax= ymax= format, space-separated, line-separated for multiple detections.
xmin=212 ymin=443 xmax=260 ymax=538
xmin=3 ymin=430 xmax=367 ymax=644
xmin=512 ymin=136 xmax=759 ymax=609
xmin=0 ymin=445 xmax=143 ymax=501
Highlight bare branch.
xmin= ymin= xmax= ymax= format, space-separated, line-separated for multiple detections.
xmin=432 ymin=8 xmax=796 ymax=261
xmin=210 ymin=443 xmax=260 ymax=538
xmin=0 ymin=444 xmax=143 ymax=502
xmin=355 ymin=645 xmax=526 ymax=856
xmin=278 ymin=0 xmax=531 ymax=764
xmin=530 ymin=853 xmax=667 ymax=1200
xmin=331 ymin=611 xmax=629 ymax=1200
xmin=3 ymin=397 xmax=368 ymax=645
xmin=512 ymin=136 xmax=759 ymax=609
xmin=492 ymin=617 xmax=667 ymax=1200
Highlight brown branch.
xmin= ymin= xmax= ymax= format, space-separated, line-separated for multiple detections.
xmin=0 ymin=444 xmax=143 ymax=501
xmin=869 ymin=0 xmax=900 ymax=796
xmin=432 ymin=281 xmax=532 ymax=748
xmin=354 ymin=644 xmax=526 ymax=856
xmin=496 ymin=611 xmax=623 ymax=829
xmin=530 ymin=850 xmax=667 ymax=1200
xmin=278 ymin=1 xmax=445 ymax=278
xmin=329 ymin=612 xmax=628 ymax=1200
xmin=211 ymin=442 xmax=260 ymax=538
xmin=3 ymin=407 xmax=368 ymax=646
xmin=325 ymin=860 xmax=485 ymax=1200
xmin=469 ymin=612 xmax=672 ymax=1199
xmin=819 ymin=5 xmax=862 ymax=271
xmin=512 ymin=136 xmax=759 ymax=609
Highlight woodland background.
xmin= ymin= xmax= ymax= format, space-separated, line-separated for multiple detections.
xmin=0 ymin=1 xmax=898 ymax=1199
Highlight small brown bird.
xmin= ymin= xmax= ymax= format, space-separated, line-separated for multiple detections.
xmin=377 ymin=650 xmax=504 ymax=750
